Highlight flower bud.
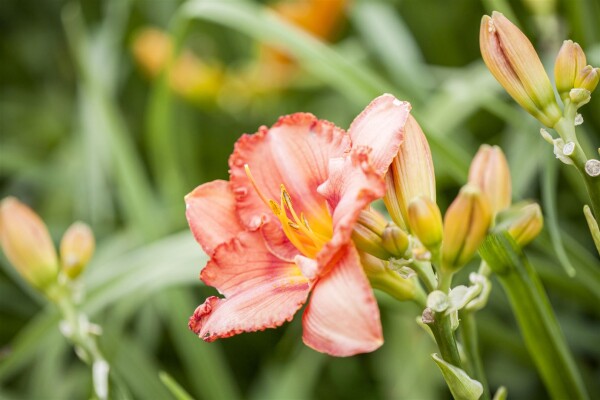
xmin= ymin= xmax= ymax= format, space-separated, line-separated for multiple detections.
xmin=575 ymin=65 xmax=599 ymax=93
xmin=569 ymin=88 xmax=591 ymax=108
xmin=352 ymin=210 xmax=393 ymax=259
xmin=480 ymin=12 xmax=561 ymax=127
xmin=442 ymin=186 xmax=492 ymax=271
xmin=495 ymin=202 xmax=543 ymax=247
xmin=384 ymin=115 xmax=435 ymax=231
xmin=0 ymin=197 xmax=58 ymax=290
xmin=60 ymin=222 xmax=95 ymax=279
xmin=360 ymin=252 xmax=419 ymax=302
xmin=407 ymin=196 xmax=443 ymax=251
xmin=554 ymin=40 xmax=586 ymax=101
xmin=381 ymin=224 xmax=409 ymax=257
xmin=468 ymin=145 xmax=512 ymax=216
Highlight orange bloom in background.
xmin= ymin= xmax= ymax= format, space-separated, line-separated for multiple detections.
xmin=131 ymin=28 xmax=224 ymax=102
xmin=186 ymin=94 xmax=410 ymax=356
xmin=132 ymin=1 xmax=349 ymax=104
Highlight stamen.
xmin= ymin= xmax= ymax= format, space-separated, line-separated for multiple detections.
xmin=269 ymin=200 xmax=281 ymax=215
xmin=288 ymin=221 xmax=300 ymax=229
xmin=244 ymin=164 xmax=270 ymax=207
xmin=244 ymin=165 xmax=330 ymax=258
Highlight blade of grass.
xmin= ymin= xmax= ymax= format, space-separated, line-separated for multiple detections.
xmin=541 ymin=158 xmax=577 ymax=276
xmin=159 ymin=372 xmax=195 ymax=400
xmin=62 ymin=3 xmax=164 ymax=239
xmin=157 ymin=289 xmax=241 ymax=400
xmin=350 ymin=1 xmax=432 ymax=100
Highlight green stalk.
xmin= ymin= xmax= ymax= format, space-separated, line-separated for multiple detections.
xmin=426 ymin=311 xmax=462 ymax=368
xmin=480 ymin=233 xmax=589 ymax=400
xmin=49 ymin=283 xmax=109 ymax=400
xmin=553 ymin=101 xmax=600 ymax=219
xmin=460 ymin=311 xmax=490 ymax=400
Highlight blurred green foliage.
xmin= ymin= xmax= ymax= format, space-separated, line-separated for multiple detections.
xmin=1 ymin=0 xmax=599 ymax=399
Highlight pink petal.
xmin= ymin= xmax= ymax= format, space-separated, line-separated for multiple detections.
xmin=185 ymin=180 xmax=244 ymax=255
xmin=348 ymin=94 xmax=411 ymax=175
xmin=190 ymin=231 xmax=310 ymax=341
xmin=229 ymin=113 xmax=350 ymax=232
xmin=316 ymin=147 xmax=386 ymax=268
xmin=260 ymin=220 xmax=300 ymax=261
xmin=201 ymin=231 xmax=307 ymax=296
xmin=302 ymin=245 xmax=383 ymax=356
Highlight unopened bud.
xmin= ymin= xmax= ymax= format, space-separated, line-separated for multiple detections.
xmin=554 ymin=40 xmax=586 ymax=101
xmin=468 ymin=145 xmax=512 ymax=215
xmin=0 ymin=197 xmax=58 ymax=290
xmin=352 ymin=210 xmax=393 ymax=259
xmin=407 ymin=196 xmax=443 ymax=251
xmin=381 ymin=225 xmax=409 ymax=257
xmin=575 ymin=65 xmax=599 ymax=93
xmin=442 ymin=186 xmax=492 ymax=271
xmin=360 ymin=252 xmax=418 ymax=302
xmin=384 ymin=115 xmax=435 ymax=231
xmin=569 ymin=88 xmax=591 ymax=107
xmin=60 ymin=222 xmax=95 ymax=279
xmin=495 ymin=202 xmax=543 ymax=247
xmin=480 ymin=12 xmax=561 ymax=127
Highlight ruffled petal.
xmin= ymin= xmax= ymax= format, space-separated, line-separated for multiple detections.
xmin=347 ymin=94 xmax=411 ymax=175
xmin=229 ymin=113 xmax=350 ymax=233
xmin=185 ymin=180 xmax=244 ymax=255
xmin=316 ymin=147 xmax=386 ymax=269
xmin=190 ymin=231 xmax=310 ymax=341
xmin=301 ymin=245 xmax=383 ymax=356
xmin=200 ymin=231 xmax=307 ymax=296
xmin=260 ymin=220 xmax=300 ymax=262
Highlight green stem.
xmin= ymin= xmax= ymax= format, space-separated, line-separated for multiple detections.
xmin=438 ymin=269 xmax=453 ymax=293
xmin=553 ymin=102 xmax=600 ymax=219
xmin=428 ymin=312 xmax=462 ymax=368
xmin=54 ymin=284 xmax=109 ymax=400
xmin=411 ymin=260 xmax=437 ymax=292
xmin=480 ymin=234 xmax=589 ymax=400
xmin=460 ymin=311 xmax=490 ymax=400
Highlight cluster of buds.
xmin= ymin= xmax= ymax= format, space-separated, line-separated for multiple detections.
xmin=480 ymin=12 xmax=599 ymax=124
xmin=480 ymin=10 xmax=599 ymax=248
xmin=0 ymin=197 xmax=95 ymax=294
xmin=555 ymin=40 xmax=599 ymax=107
xmin=352 ymin=117 xmax=544 ymax=294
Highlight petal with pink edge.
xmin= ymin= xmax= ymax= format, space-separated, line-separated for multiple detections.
xmin=348 ymin=94 xmax=411 ymax=176
xmin=200 ymin=231 xmax=308 ymax=297
xmin=229 ymin=113 xmax=350 ymax=233
xmin=190 ymin=231 xmax=310 ymax=341
xmin=185 ymin=180 xmax=244 ymax=255
xmin=189 ymin=281 xmax=309 ymax=341
xmin=316 ymin=147 xmax=386 ymax=269
xmin=302 ymin=245 xmax=383 ymax=356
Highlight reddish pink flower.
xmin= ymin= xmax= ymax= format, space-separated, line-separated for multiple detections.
xmin=187 ymin=94 xmax=411 ymax=356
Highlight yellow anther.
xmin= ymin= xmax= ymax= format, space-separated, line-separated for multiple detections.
xmin=244 ymin=165 xmax=330 ymax=258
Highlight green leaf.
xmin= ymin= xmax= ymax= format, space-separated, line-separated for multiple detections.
xmin=159 ymin=371 xmax=195 ymax=400
xmin=432 ymin=353 xmax=483 ymax=400
xmin=479 ymin=233 xmax=589 ymax=400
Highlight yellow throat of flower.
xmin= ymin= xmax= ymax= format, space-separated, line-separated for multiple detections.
xmin=245 ymin=164 xmax=329 ymax=258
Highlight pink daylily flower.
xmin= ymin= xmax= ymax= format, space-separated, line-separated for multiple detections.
xmin=187 ymin=94 xmax=411 ymax=356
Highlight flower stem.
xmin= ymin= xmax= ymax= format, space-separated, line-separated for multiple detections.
xmin=52 ymin=283 xmax=109 ymax=400
xmin=460 ymin=311 xmax=490 ymax=400
xmin=430 ymin=313 xmax=462 ymax=368
xmin=553 ymin=102 xmax=600 ymax=219
xmin=480 ymin=234 xmax=589 ymax=400
xmin=411 ymin=260 xmax=437 ymax=292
